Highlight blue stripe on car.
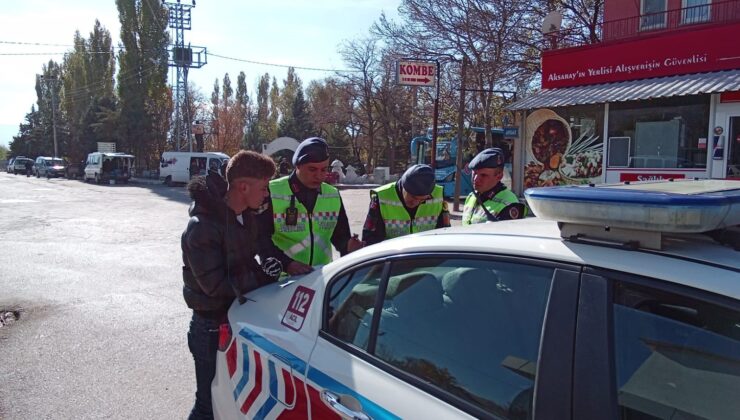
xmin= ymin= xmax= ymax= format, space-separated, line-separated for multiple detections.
xmin=237 ymin=325 xmax=399 ymax=420
xmin=238 ymin=325 xmax=307 ymax=373
xmin=233 ymin=343 xmax=250 ymax=401
xmin=307 ymin=367 xmax=401 ymax=420
xmin=253 ymin=360 xmax=279 ymax=420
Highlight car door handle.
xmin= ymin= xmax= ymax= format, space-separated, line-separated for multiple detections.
xmin=320 ymin=390 xmax=372 ymax=420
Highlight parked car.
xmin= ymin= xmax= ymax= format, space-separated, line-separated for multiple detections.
xmin=211 ymin=179 xmax=740 ymax=420
xmin=6 ymin=157 xmax=16 ymax=173
xmin=84 ymin=152 xmax=134 ymax=184
xmin=34 ymin=156 xmax=66 ymax=178
xmin=11 ymin=158 xmax=34 ymax=175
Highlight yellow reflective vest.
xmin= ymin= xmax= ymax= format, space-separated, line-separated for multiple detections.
xmin=374 ymin=182 xmax=444 ymax=239
xmin=270 ymin=177 xmax=341 ymax=265
xmin=462 ymin=188 xmax=523 ymax=225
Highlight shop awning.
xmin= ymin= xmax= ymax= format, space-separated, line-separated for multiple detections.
xmin=508 ymin=69 xmax=740 ymax=110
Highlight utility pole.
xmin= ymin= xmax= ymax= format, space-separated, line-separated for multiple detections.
xmin=430 ymin=59 xmax=441 ymax=170
xmin=164 ymin=0 xmax=206 ymax=152
xmin=453 ymin=56 xmax=468 ymax=212
xmin=39 ymin=75 xmax=59 ymax=158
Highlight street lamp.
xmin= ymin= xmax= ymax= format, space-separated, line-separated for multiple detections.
xmin=38 ymin=74 xmax=59 ymax=158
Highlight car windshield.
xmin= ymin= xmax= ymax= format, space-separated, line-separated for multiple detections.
xmin=51 ymin=159 xmax=64 ymax=166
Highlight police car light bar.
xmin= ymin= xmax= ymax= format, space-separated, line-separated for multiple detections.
xmin=524 ymin=180 xmax=740 ymax=249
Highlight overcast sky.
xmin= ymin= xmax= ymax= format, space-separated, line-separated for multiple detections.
xmin=0 ymin=0 xmax=400 ymax=149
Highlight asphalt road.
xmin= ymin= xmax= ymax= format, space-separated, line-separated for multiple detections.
xmin=0 ymin=172 xmax=445 ymax=419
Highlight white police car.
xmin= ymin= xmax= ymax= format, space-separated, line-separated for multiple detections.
xmin=212 ymin=179 xmax=740 ymax=420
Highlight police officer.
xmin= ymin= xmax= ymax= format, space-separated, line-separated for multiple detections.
xmin=256 ymin=137 xmax=362 ymax=275
xmin=362 ymin=164 xmax=450 ymax=245
xmin=462 ymin=148 xmax=526 ymax=225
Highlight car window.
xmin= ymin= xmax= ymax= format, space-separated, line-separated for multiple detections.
xmin=613 ymin=281 xmax=740 ymax=419
xmin=326 ymin=256 xmax=555 ymax=419
xmin=208 ymin=158 xmax=221 ymax=171
xmin=324 ymin=263 xmax=385 ymax=349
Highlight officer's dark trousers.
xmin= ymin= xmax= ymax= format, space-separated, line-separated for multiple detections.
xmin=187 ymin=312 xmax=220 ymax=420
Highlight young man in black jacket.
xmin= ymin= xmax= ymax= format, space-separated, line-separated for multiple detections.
xmin=181 ymin=150 xmax=281 ymax=420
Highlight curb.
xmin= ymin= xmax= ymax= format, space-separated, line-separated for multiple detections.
xmin=130 ymin=177 xmax=165 ymax=186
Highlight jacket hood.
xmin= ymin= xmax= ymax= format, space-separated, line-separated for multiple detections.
xmin=187 ymin=173 xmax=229 ymax=217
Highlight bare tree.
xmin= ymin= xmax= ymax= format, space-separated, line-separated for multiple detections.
xmin=306 ymin=78 xmax=358 ymax=165
xmin=338 ymin=37 xmax=381 ymax=170
xmin=552 ymin=0 xmax=604 ymax=43
xmin=374 ymin=50 xmax=415 ymax=172
xmin=373 ymin=0 xmax=540 ymax=147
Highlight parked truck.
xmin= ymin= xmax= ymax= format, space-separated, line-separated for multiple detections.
xmin=159 ymin=151 xmax=229 ymax=186
xmin=84 ymin=152 xmax=135 ymax=184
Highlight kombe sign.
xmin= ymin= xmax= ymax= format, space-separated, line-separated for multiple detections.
xmin=396 ymin=60 xmax=437 ymax=87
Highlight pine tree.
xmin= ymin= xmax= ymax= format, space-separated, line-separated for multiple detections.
xmin=35 ymin=61 xmax=66 ymax=158
xmin=236 ymin=72 xmax=250 ymax=149
xmin=61 ymin=21 xmax=116 ymax=162
xmin=244 ymin=73 xmax=275 ymax=151
xmin=115 ymin=0 xmax=169 ymax=170
xmin=278 ymin=89 xmax=314 ymax=140
xmin=9 ymin=106 xmax=41 ymax=158
xmin=269 ymin=77 xmax=280 ymax=140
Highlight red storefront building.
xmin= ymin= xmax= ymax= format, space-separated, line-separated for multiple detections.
xmin=510 ymin=0 xmax=740 ymax=194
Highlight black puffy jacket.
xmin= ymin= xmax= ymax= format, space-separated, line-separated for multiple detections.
xmin=181 ymin=173 xmax=273 ymax=317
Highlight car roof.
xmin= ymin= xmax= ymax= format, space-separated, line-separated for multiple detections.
xmin=331 ymin=219 xmax=739 ymax=300
xmin=90 ymin=152 xmax=134 ymax=158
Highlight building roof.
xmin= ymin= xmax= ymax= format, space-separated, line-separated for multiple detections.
xmin=509 ymin=69 xmax=740 ymax=110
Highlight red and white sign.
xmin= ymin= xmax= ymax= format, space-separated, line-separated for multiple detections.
xmin=619 ymin=173 xmax=686 ymax=182
xmin=281 ymin=286 xmax=315 ymax=331
xmin=542 ymin=23 xmax=740 ymax=89
xmin=396 ymin=60 xmax=437 ymax=87
xmin=720 ymin=91 xmax=740 ymax=103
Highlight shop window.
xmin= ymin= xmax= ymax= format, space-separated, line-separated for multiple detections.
xmin=607 ymin=137 xmax=631 ymax=168
xmin=682 ymin=0 xmax=711 ymax=24
xmin=640 ymin=0 xmax=667 ymax=30
xmin=608 ymin=96 xmax=709 ymax=169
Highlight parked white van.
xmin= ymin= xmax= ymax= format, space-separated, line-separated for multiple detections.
xmin=159 ymin=151 xmax=229 ymax=186
xmin=84 ymin=152 xmax=135 ymax=184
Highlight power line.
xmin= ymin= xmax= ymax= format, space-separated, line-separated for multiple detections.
xmin=0 ymin=40 xmax=75 ymax=47
xmin=0 ymin=40 xmax=125 ymax=50
xmin=0 ymin=51 xmax=114 ymax=56
xmin=208 ymin=52 xmax=360 ymax=73
xmin=1 ymin=40 xmax=358 ymax=74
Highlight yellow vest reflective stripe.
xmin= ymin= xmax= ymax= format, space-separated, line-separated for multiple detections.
xmin=270 ymin=176 xmax=341 ymax=265
xmin=462 ymin=188 xmax=521 ymax=225
xmin=374 ymin=182 xmax=443 ymax=239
